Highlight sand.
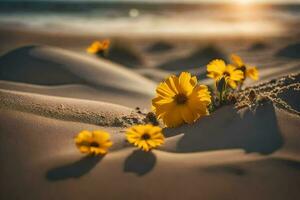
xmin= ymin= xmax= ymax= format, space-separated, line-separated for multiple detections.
xmin=0 ymin=26 xmax=300 ymax=200
xmin=0 ymin=45 xmax=156 ymax=108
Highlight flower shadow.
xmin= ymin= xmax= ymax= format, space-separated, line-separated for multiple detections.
xmin=123 ymin=149 xmax=156 ymax=176
xmin=46 ymin=155 xmax=103 ymax=181
xmin=164 ymin=101 xmax=283 ymax=154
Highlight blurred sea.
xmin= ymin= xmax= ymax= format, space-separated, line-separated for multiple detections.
xmin=0 ymin=1 xmax=300 ymax=37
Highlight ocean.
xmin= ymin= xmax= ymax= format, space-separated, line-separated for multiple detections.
xmin=0 ymin=0 xmax=300 ymax=37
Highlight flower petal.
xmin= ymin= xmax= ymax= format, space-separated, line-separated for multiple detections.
xmin=246 ymin=66 xmax=259 ymax=80
xmin=230 ymin=54 xmax=244 ymax=67
xmin=207 ymin=59 xmax=226 ymax=77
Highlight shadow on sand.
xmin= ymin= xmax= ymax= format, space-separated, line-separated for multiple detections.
xmin=203 ymin=157 xmax=300 ymax=177
xmin=164 ymin=101 xmax=283 ymax=154
xmin=124 ymin=149 xmax=156 ymax=176
xmin=146 ymin=41 xmax=174 ymax=53
xmin=0 ymin=45 xmax=83 ymax=85
xmin=158 ymin=45 xmax=226 ymax=71
xmin=276 ymin=42 xmax=300 ymax=59
xmin=105 ymin=42 xmax=144 ymax=68
xmin=46 ymin=155 xmax=103 ymax=181
xmin=248 ymin=41 xmax=268 ymax=51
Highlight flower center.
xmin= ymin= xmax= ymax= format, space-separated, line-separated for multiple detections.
xmin=240 ymin=66 xmax=246 ymax=73
xmin=90 ymin=141 xmax=100 ymax=148
xmin=141 ymin=133 xmax=151 ymax=140
xmin=240 ymin=66 xmax=246 ymax=80
xmin=223 ymin=71 xmax=230 ymax=77
xmin=174 ymin=94 xmax=188 ymax=105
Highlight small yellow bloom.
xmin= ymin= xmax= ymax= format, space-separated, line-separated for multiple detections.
xmin=207 ymin=59 xmax=244 ymax=89
xmin=126 ymin=124 xmax=164 ymax=151
xmin=152 ymin=72 xmax=211 ymax=128
xmin=74 ymin=130 xmax=113 ymax=155
xmin=86 ymin=39 xmax=110 ymax=54
xmin=230 ymin=54 xmax=259 ymax=81
xmin=246 ymin=67 xmax=259 ymax=81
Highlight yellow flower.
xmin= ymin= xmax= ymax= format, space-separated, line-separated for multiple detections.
xmin=74 ymin=130 xmax=113 ymax=155
xmin=207 ymin=59 xmax=244 ymax=89
xmin=246 ymin=67 xmax=259 ymax=80
xmin=126 ymin=124 xmax=164 ymax=151
xmin=86 ymin=39 xmax=110 ymax=54
xmin=230 ymin=54 xmax=259 ymax=81
xmin=152 ymin=72 xmax=211 ymax=128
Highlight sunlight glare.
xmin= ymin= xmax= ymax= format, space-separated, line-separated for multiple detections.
xmin=236 ymin=0 xmax=253 ymax=5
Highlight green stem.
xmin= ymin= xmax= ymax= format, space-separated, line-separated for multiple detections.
xmin=219 ymin=90 xmax=223 ymax=105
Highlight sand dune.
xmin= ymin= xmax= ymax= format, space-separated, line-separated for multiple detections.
xmin=0 ymin=45 xmax=156 ymax=96
xmin=0 ymin=88 xmax=143 ymax=127
xmin=0 ymin=45 xmax=157 ymax=108
xmin=1 ymin=70 xmax=299 ymax=155
xmin=1 ymin=28 xmax=300 ymax=200
xmin=1 ymin=106 xmax=300 ymax=200
xmin=0 ymin=80 xmax=152 ymax=108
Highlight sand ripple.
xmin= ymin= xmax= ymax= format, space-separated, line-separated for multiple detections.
xmin=0 ymin=89 xmax=143 ymax=127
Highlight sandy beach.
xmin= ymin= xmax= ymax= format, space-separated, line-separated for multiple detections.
xmin=0 ymin=1 xmax=300 ymax=199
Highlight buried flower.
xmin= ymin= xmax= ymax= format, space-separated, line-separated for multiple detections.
xmin=126 ymin=124 xmax=164 ymax=152
xmin=152 ymin=72 xmax=211 ymax=128
xmin=86 ymin=39 xmax=110 ymax=54
xmin=74 ymin=130 xmax=113 ymax=155
xmin=207 ymin=59 xmax=244 ymax=89
xmin=230 ymin=54 xmax=259 ymax=81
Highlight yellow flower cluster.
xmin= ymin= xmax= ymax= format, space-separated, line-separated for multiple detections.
xmin=206 ymin=54 xmax=259 ymax=104
xmin=74 ymin=124 xmax=165 ymax=155
xmin=76 ymin=48 xmax=259 ymax=156
xmin=207 ymin=54 xmax=258 ymax=84
xmin=207 ymin=54 xmax=259 ymax=88
xmin=207 ymin=59 xmax=244 ymax=89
